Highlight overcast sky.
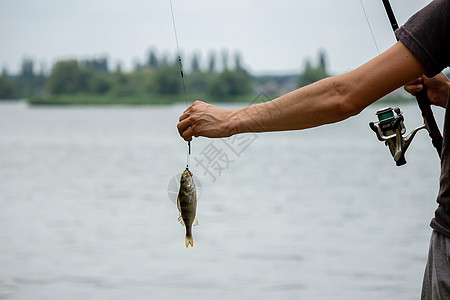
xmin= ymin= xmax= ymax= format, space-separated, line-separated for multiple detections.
xmin=0 ymin=0 xmax=432 ymax=75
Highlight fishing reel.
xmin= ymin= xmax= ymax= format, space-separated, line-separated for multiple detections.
xmin=369 ymin=107 xmax=426 ymax=166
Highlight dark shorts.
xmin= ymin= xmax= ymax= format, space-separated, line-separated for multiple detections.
xmin=421 ymin=230 xmax=450 ymax=300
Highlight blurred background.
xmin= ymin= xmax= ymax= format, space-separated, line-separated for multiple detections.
xmin=0 ymin=0 xmax=447 ymax=299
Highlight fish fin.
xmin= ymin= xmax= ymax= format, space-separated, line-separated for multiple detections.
xmin=185 ymin=235 xmax=193 ymax=248
xmin=193 ymin=218 xmax=199 ymax=226
xmin=176 ymin=197 xmax=181 ymax=213
xmin=177 ymin=215 xmax=185 ymax=226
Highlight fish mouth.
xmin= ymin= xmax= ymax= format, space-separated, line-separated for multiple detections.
xmin=184 ymin=168 xmax=193 ymax=177
xmin=180 ymin=168 xmax=193 ymax=184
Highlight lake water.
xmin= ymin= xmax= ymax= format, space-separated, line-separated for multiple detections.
xmin=0 ymin=100 xmax=445 ymax=299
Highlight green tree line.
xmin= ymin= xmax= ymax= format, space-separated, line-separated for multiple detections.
xmin=0 ymin=48 xmax=331 ymax=104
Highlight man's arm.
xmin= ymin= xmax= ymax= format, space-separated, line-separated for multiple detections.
xmin=178 ymin=41 xmax=426 ymax=141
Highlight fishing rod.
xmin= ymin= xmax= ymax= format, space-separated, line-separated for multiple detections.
xmin=368 ymin=0 xmax=443 ymax=166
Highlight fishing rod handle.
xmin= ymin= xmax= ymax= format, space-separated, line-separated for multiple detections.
xmin=415 ymin=88 xmax=443 ymax=158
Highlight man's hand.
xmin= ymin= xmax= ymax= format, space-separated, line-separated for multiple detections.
xmin=177 ymin=100 xmax=237 ymax=141
xmin=404 ymin=73 xmax=449 ymax=108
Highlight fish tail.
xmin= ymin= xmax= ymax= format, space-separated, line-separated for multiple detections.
xmin=185 ymin=234 xmax=193 ymax=248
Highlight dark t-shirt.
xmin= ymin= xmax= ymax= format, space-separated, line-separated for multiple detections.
xmin=396 ymin=0 xmax=450 ymax=237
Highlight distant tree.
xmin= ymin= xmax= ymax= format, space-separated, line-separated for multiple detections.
xmin=160 ymin=52 xmax=169 ymax=67
xmin=89 ymin=74 xmax=111 ymax=94
xmin=115 ymin=71 xmax=128 ymax=86
xmin=20 ymin=58 xmax=34 ymax=78
xmin=234 ymin=51 xmax=243 ymax=70
xmin=115 ymin=61 xmax=122 ymax=74
xmin=47 ymin=60 xmax=92 ymax=94
xmin=109 ymin=68 xmax=136 ymax=98
xmin=191 ymin=52 xmax=201 ymax=73
xmin=207 ymin=50 xmax=216 ymax=73
xmin=154 ymin=65 xmax=181 ymax=95
xmin=207 ymin=69 xmax=251 ymax=100
xmin=318 ymin=49 xmax=327 ymax=71
xmin=133 ymin=58 xmax=143 ymax=71
xmin=298 ymin=59 xmax=328 ymax=87
xmin=221 ymin=49 xmax=229 ymax=70
xmin=14 ymin=58 xmax=48 ymax=97
xmin=82 ymin=57 xmax=108 ymax=72
xmin=298 ymin=50 xmax=330 ymax=87
xmin=39 ymin=61 xmax=48 ymax=77
xmin=113 ymin=61 xmax=129 ymax=86
xmin=186 ymin=71 xmax=209 ymax=94
xmin=147 ymin=49 xmax=159 ymax=69
xmin=0 ymin=75 xmax=16 ymax=99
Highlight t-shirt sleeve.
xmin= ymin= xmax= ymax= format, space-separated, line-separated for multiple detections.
xmin=395 ymin=0 xmax=450 ymax=77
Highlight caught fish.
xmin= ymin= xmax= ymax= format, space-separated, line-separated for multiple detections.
xmin=177 ymin=168 xmax=198 ymax=248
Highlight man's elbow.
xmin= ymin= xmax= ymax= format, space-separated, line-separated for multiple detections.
xmin=329 ymin=78 xmax=364 ymax=119
xmin=335 ymin=96 xmax=364 ymax=118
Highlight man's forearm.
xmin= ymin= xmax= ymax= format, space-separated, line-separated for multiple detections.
xmin=232 ymin=76 xmax=356 ymax=134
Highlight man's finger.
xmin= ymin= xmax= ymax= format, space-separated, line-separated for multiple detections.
xmin=181 ymin=126 xmax=193 ymax=142
xmin=404 ymin=83 xmax=423 ymax=94
xmin=177 ymin=118 xmax=191 ymax=136
xmin=179 ymin=112 xmax=189 ymax=122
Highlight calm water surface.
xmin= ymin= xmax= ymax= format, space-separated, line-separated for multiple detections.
xmin=0 ymin=101 xmax=444 ymax=299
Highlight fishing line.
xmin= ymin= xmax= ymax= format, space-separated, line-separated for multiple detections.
xmin=169 ymin=0 xmax=191 ymax=168
xmin=359 ymin=0 xmax=380 ymax=55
